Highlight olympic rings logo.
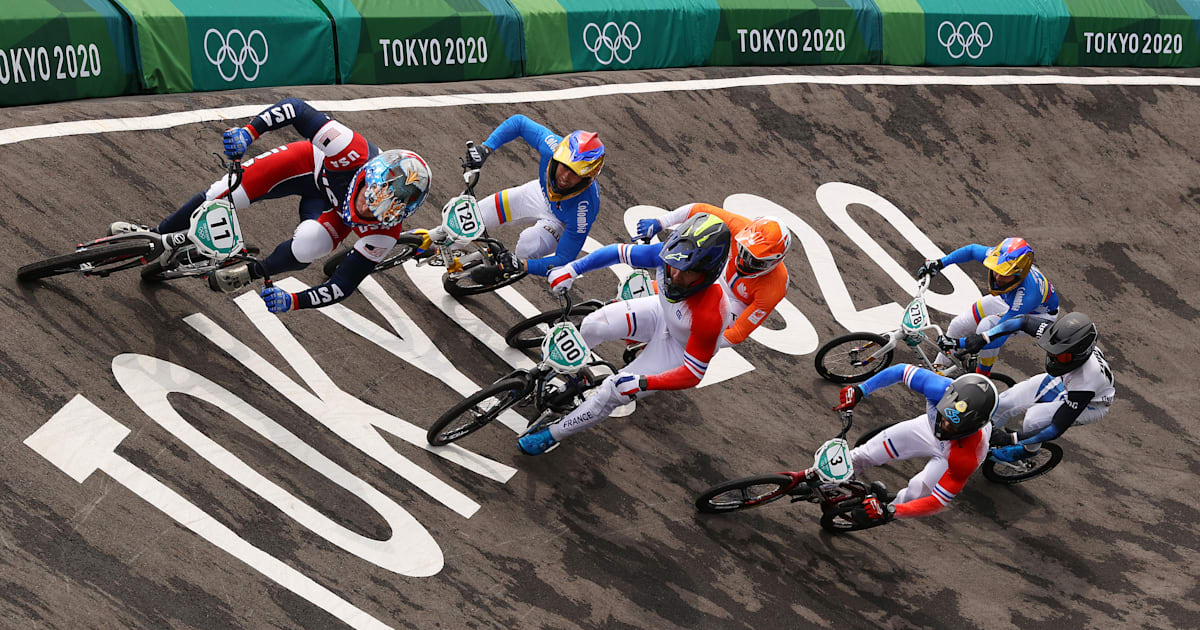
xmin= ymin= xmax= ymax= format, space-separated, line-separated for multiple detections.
xmin=583 ymin=21 xmax=641 ymax=66
xmin=204 ymin=28 xmax=269 ymax=82
xmin=937 ymin=21 xmax=993 ymax=60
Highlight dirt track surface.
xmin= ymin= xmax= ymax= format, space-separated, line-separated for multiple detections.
xmin=3 ymin=66 xmax=1200 ymax=630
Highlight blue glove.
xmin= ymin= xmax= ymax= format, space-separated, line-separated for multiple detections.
xmin=991 ymin=445 xmax=1033 ymax=463
xmin=260 ymin=286 xmax=294 ymax=313
xmin=635 ymin=218 xmax=663 ymax=241
xmin=612 ymin=372 xmax=646 ymax=399
xmin=222 ymin=126 xmax=254 ymax=159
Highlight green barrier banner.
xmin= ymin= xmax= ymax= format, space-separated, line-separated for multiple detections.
xmin=876 ymin=0 xmax=1073 ymax=66
xmin=513 ymin=0 xmax=721 ymax=76
xmin=110 ymin=0 xmax=335 ymax=93
xmin=324 ymin=0 xmax=522 ymax=85
xmin=1056 ymin=0 xmax=1200 ymax=67
xmin=0 ymin=0 xmax=139 ymax=107
xmin=709 ymin=0 xmax=881 ymax=66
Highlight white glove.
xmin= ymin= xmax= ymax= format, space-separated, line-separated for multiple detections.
xmin=547 ymin=264 xmax=579 ymax=294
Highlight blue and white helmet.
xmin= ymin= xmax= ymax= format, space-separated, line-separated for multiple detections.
xmin=341 ymin=149 xmax=431 ymax=229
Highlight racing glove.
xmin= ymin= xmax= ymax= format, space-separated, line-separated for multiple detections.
xmin=612 ymin=372 xmax=647 ymax=399
xmin=990 ymin=426 xmax=1019 ymax=447
xmin=916 ymin=259 xmax=943 ymax=280
xmin=260 ymin=286 xmax=295 ymax=313
xmin=635 ymin=218 xmax=664 ymax=241
xmin=851 ymin=496 xmax=895 ymax=526
xmin=222 ymin=126 xmax=254 ymax=159
xmin=547 ymin=263 xmax=579 ymax=294
xmin=464 ymin=142 xmax=491 ymax=170
xmin=833 ymin=385 xmax=865 ymax=411
xmin=961 ymin=332 xmax=991 ymax=355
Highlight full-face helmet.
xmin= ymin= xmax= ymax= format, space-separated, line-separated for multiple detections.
xmin=983 ymin=237 xmax=1035 ymax=295
xmin=1037 ymin=312 xmax=1098 ymax=377
xmin=933 ymin=373 xmax=998 ymax=441
xmin=341 ymin=149 xmax=431 ymax=228
xmin=658 ymin=213 xmax=731 ymax=302
xmin=546 ymin=130 xmax=605 ymax=202
xmin=734 ymin=216 xmax=791 ymax=276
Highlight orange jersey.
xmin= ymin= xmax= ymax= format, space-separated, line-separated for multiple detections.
xmin=683 ymin=204 xmax=790 ymax=345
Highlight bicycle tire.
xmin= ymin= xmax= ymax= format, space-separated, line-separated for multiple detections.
xmin=426 ymin=377 xmax=530 ymax=446
xmin=694 ymin=474 xmax=796 ymax=514
xmin=819 ymin=501 xmax=877 ymax=534
xmin=814 ymin=332 xmax=893 ymax=384
xmin=989 ymin=372 xmax=1017 ymax=390
xmin=444 ymin=267 xmax=527 ymax=297
xmin=854 ymin=420 xmax=901 ymax=448
xmin=981 ymin=442 xmax=1064 ymax=484
xmin=504 ymin=302 xmax=603 ymax=349
xmin=17 ymin=241 xmax=154 ymax=281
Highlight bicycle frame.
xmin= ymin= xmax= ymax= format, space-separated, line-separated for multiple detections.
xmin=861 ymin=276 xmax=968 ymax=376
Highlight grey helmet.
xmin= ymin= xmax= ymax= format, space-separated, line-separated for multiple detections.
xmin=1037 ymin=312 xmax=1098 ymax=377
xmin=933 ymin=374 xmax=998 ymax=441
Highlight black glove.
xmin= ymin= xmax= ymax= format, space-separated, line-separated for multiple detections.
xmin=936 ymin=335 xmax=959 ymax=353
xmin=916 ymin=259 xmax=943 ymax=279
xmin=464 ymin=142 xmax=491 ymax=170
xmin=494 ymin=249 xmax=524 ymax=275
xmin=990 ymin=426 xmax=1019 ymax=447
xmin=961 ymin=332 xmax=990 ymax=355
xmin=469 ymin=249 xmax=523 ymax=286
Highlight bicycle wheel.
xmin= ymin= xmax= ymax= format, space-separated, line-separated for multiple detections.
xmin=17 ymin=241 xmax=153 ymax=281
xmin=444 ymin=266 xmax=526 ymax=297
xmin=504 ymin=302 xmax=603 ymax=349
xmin=981 ymin=442 xmax=1064 ymax=484
xmin=819 ymin=501 xmax=875 ymax=533
xmin=854 ymin=420 xmax=901 ymax=448
xmin=989 ymin=372 xmax=1016 ymax=391
xmin=426 ymin=377 xmax=530 ymax=446
xmin=814 ymin=332 xmax=893 ymax=383
xmin=694 ymin=474 xmax=797 ymax=514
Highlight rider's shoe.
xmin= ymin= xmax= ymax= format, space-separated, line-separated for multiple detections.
xmin=517 ymin=427 xmax=559 ymax=456
xmin=107 ymin=221 xmax=151 ymax=236
xmin=207 ymin=262 xmax=253 ymax=293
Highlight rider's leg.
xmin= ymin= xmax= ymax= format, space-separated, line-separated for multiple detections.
xmin=849 ymin=414 xmax=942 ymax=484
xmin=579 ymin=295 xmax=662 ymax=348
xmin=476 ymin=179 xmax=550 ymax=231
xmin=992 ymin=374 xmax=1052 ymax=425
xmin=514 ymin=219 xmax=565 ymax=259
xmin=155 ymin=141 xmax=316 ymax=234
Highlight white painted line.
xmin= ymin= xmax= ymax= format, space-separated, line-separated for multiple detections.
xmin=4 ymin=72 xmax=1200 ymax=146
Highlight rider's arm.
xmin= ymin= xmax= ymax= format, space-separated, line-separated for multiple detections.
xmin=290 ymin=250 xmax=376 ymax=310
xmin=1015 ymin=389 xmax=1094 ymax=444
xmin=892 ymin=432 xmax=985 ymax=519
xmin=569 ymin=242 xmax=663 ymax=276
xmin=859 ymin=364 xmax=953 ymax=402
xmin=643 ymin=287 xmax=725 ymax=391
xmin=938 ymin=244 xmax=990 ymax=268
xmin=524 ymin=190 xmax=600 ymax=277
xmin=482 ymin=115 xmax=558 ymax=154
xmin=722 ymin=272 xmax=787 ymax=346
xmin=241 ymin=97 xmax=370 ymax=170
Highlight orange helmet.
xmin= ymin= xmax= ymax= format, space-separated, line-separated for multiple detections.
xmin=734 ymin=216 xmax=791 ymax=276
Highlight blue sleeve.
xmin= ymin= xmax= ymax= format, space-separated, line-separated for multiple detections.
xmin=569 ymin=243 xmax=662 ymax=276
xmin=294 ymin=250 xmax=374 ymax=309
xmin=939 ymin=244 xmax=991 ymax=268
xmin=859 ymin=364 xmax=952 ymax=403
xmin=1017 ymin=390 xmax=1091 ymax=443
xmin=483 ymin=115 xmax=560 ymax=156
xmin=247 ymin=97 xmax=331 ymax=141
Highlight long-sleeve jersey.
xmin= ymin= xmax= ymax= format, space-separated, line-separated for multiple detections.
xmin=238 ymin=98 xmax=407 ymax=311
xmin=977 ymin=316 xmax=1117 ymax=443
xmin=483 ymin=115 xmax=600 ymax=277
xmin=938 ymin=244 xmax=1058 ymax=326
xmin=858 ymin=364 xmax=989 ymax=519
xmin=656 ymin=203 xmax=789 ymax=346
xmin=570 ymin=242 xmax=727 ymax=390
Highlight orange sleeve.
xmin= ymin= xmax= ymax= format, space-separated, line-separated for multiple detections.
xmin=893 ymin=432 xmax=986 ymax=519
xmin=688 ymin=204 xmax=750 ymax=236
xmin=723 ymin=268 xmax=789 ymax=345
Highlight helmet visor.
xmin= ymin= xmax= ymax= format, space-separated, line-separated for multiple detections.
xmin=1049 ymin=350 xmax=1074 ymax=364
xmin=736 ymin=245 xmax=773 ymax=274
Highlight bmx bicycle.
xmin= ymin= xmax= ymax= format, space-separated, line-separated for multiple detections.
xmin=426 ymin=291 xmax=618 ymax=448
xmin=813 ymin=275 xmax=1016 ymax=388
xmin=18 ymin=157 xmax=264 ymax=285
xmin=322 ymin=142 xmax=525 ymax=298
xmin=695 ymin=409 xmax=893 ymax=533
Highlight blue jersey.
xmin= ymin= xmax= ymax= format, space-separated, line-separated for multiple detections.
xmin=860 ymin=364 xmax=953 ymax=426
xmin=940 ymin=244 xmax=1058 ymax=321
xmin=483 ymin=115 xmax=601 ymax=276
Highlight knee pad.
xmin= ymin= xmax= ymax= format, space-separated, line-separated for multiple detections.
xmin=290 ymin=220 xmax=335 ymax=264
xmin=580 ymin=305 xmax=626 ymax=348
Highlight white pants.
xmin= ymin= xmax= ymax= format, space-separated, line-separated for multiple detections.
xmin=993 ymin=374 xmax=1110 ymax=434
xmin=850 ymin=415 xmax=989 ymax=504
xmin=548 ymin=296 xmax=680 ymax=441
xmin=477 ymin=179 xmax=564 ymax=259
xmin=942 ymin=295 xmax=1056 ymax=373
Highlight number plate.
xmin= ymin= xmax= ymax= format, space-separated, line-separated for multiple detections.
xmin=541 ymin=322 xmax=589 ymax=373
xmin=813 ymin=438 xmax=854 ymax=483
xmin=442 ymin=195 xmax=485 ymax=242
xmin=188 ymin=199 xmax=243 ymax=260
xmin=901 ymin=296 xmax=929 ymax=332
xmin=618 ymin=269 xmax=656 ymax=300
